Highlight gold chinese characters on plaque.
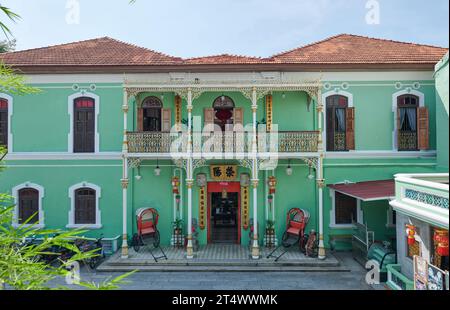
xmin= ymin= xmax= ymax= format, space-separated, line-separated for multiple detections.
xmin=210 ymin=165 xmax=238 ymax=182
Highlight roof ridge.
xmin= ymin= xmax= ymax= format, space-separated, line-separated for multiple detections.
xmin=272 ymin=33 xmax=447 ymax=59
xmin=1 ymin=36 xmax=183 ymax=61
xmin=104 ymin=37 xmax=183 ymax=61
xmin=184 ymin=53 xmax=263 ymax=61
xmin=271 ymin=34 xmax=346 ymax=58
xmin=0 ymin=37 xmax=112 ymax=56
xmin=341 ymin=33 xmax=448 ymax=49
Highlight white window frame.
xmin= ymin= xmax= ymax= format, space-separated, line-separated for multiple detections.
xmin=322 ymin=90 xmax=354 ymax=153
xmin=67 ymin=182 xmax=102 ymax=229
xmin=0 ymin=93 xmax=13 ymax=153
xmin=12 ymin=182 xmax=45 ymax=229
xmin=386 ymin=204 xmax=396 ymax=228
xmin=329 ymin=189 xmax=363 ymax=229
xmin=68 ymin=92 xmax=100 ymax=154
xmin=392 ymin=89 xmax=425 ymax=151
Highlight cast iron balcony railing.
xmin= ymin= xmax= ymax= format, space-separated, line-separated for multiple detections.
xmin=126 ymin=130 xmax=320 ymax=154
xmin=398 ymin=131 xmax=418 ymax=151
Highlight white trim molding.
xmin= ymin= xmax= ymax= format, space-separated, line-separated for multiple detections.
xmin=67 ymin=182 xmax=102 ymax=229
xmin=67 ymin=92 xmax=100 ymax=154
xmin=0 ymin=93 xmax=13 ymax=153
xmin=11 ymin=182 xmax=45 ymax=229
xmin=322 ymin=89 xmax=354 ymax=152
xmin=329 ymin=188 xmax=363 ymax=229
xmin=392 ymin=89 xmax=425 ymax=151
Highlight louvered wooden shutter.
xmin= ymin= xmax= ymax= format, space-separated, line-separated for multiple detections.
xmin=397 ymin=108 xmax=401 ymax=150
xmin=233 ymin=108 xmax=243 ymax=129
xmin=345 ymin=107 xmax=355 ymax=150
xmin=326 ymin=108 xmax=334 ymax=151
xmin=137 ymin=108 xmax=144 ymax=132
xmin=204 ymin=108 xmax=215 ymax=130
xmin=161 ymin=108 xmax=172 ymax=132
xmin=417 ymin=107 xmax=429 ymax=150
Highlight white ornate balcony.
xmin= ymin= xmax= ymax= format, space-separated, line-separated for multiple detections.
xmin=126 ymin=131 xmax=320 ymax=154
xmin=390 ymin=173 xmax=449 ymax=229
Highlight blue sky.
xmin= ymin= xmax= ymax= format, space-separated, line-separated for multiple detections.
xmin=2 ymin=0 xmax=449 ymax=58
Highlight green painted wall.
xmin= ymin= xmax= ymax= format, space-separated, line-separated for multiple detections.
xmin=0 ymin=78 xmax=442 ymax=250
xmin=435 ymin=53 xmax=449 ymax=171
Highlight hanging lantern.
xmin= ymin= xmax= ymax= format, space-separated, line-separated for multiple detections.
xmin=172 ymin=176 xmax=180 ymax=194
xmin=406 ymin=224 xmax=416 ymax=246
xmin=434 ymin=230 xmax=449 ymax=257
xmin=175 ymin=194 xmax=181 ymax=204
xmin=268 ymin=176 xmax=277 ymax=194
xmin=268 ymin=194 xmax=274 ymax=204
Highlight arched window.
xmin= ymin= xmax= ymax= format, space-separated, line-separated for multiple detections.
xmin=140 ymin=96 xmax=162 ymax=132
xmin=73 ymin=97 xmax=95 ymax=153
xmin=12 ymin=182 xmax=45 ymax=228
xmin=74 ymin=188 xmax=97 ymax=225
xmin=397 ymin=95 xmax=419 ymax=151
xmin=68 ymin=183 xmax=101 ymax=229
xmin=213 ymin=96 xmax=235 ymax=131
xmin=0 ymin=98 xmax=8 ymax=147
xmin=326 ymin=95 xmax=349 ymax=151
xmin=18 ymin=188 xmax=40 ymax=224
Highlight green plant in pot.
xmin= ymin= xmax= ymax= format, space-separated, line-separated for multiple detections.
xmin=172 ymin=219 xmax=183 ymax=235
xmin=266 ymin=220 xmax=275 ymax=235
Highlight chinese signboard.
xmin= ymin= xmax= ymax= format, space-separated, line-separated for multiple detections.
xmin=210 ymin=165 xmax=238 ymax=182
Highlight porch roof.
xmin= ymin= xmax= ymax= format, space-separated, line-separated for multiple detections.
xmin=328 ymin=179 xmax=395 ymax=202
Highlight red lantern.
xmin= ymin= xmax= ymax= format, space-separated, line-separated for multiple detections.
xmin=406 ymin=225 xmax=416 ymax=246
xmin=172 ymin=176 xmax=180 ymax=194
xmin=268 ymin=176 xmax=277 ymax=194
xmin=434 ymin=230 xmax=449 ymax=257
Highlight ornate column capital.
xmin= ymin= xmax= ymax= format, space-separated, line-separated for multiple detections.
xmin=121 ymin=178 xmax=129 ymax=189
xmin=186 ymin=179 xmax=194 ymax=188
xmin=251 ymin=179 xmax=259 ymax=188
xmin=317 ymin=178 xmax=325 ymax=189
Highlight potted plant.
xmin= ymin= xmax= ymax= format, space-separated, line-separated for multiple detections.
xmin=172 ymin=219 xmax=184 ymax=247
xmin=265 ymin=220 xmax=276 ymax=248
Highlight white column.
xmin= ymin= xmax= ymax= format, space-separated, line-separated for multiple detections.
xmin=121 ymin=89 xmax=129 ymax=259
xmin=316 ymin=90 xmax=326 ymax=260
xmin=251 ymin=87 xmax=260 ymax=259
xmin=186 ymin=88 xmax=195 ymax=259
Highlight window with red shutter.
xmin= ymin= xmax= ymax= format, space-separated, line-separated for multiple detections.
xmin=326 ymin=95 xmax=349 ymax=152
xmin=73 ymin=97 xmax=95 ymax=153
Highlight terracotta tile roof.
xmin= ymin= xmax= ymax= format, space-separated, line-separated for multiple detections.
xmin=328 ymin=179 xmax=395 ymax=201
xmin=272 ymin=34 xmax=448 ymax=64
xmin=0 ymin=34 xmax=447 ymax=71
xmin=184 ymin=54 xmax=271 ymax=65
xmin=0 ymin=37 xmax=183 ymax=66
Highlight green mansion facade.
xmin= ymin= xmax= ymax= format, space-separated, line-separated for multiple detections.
xmin=0 ymin=34 xmax=447 ymax=260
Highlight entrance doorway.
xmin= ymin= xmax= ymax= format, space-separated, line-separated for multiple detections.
xmin=207 ymin=182 xmax=241 ymax=244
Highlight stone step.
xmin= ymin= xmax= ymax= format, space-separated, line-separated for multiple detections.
xmin=97 ymin=264 xmax=350 ymax=273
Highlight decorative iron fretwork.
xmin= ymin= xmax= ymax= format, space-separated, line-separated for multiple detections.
xmin=334 ymin=132 xmax=346 ymax=151
xmin=300 ymin=157 xmax=319 ymax=169
xmin=127 ymin=158 xmax=142 ymax=169
xmin=275 ymin=131 xmax=320 ymax=153
xmin=127 ymin=132 xmax=177 ymax=153
xmin=398 ymin=132 xmax=418 ymax=151
xmin=241 ymin=185 xmax=250 ymax=230
xmin=405 ymin=189 xmax=449 ymax=210
xmin=266 ymin=95 xmax=273 ymax=132
xmin=199 ymin=186 xmax=206 ymax=230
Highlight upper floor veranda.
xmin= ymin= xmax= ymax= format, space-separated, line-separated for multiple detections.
xmin=0 ymin=70 xmax=439 ymax=161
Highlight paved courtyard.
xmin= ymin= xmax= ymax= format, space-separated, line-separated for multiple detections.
xmin=50 ymin=252 xmax=374 ymax=290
